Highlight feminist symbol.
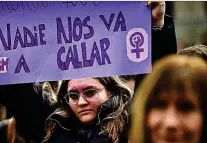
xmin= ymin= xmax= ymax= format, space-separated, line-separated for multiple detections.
xmin=129 ymin=32 xmax=144 ymax=59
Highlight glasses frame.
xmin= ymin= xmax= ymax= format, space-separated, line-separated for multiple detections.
xmin=63 ymin=88 xmax=104 ymax=105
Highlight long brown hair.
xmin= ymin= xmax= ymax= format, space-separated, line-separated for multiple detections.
xmin=129 ymin=55 xmax=207 ymax=143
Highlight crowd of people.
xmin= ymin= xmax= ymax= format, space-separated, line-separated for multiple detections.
xmin=1 ymin=1 xmax=207 ymax=143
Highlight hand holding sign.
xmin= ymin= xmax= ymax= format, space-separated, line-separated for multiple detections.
xmin=147 ymin=1 xmax=166 ymax=27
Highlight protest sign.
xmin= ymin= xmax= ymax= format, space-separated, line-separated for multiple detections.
xmin=0 ymin=1 xmax=151 ymax=85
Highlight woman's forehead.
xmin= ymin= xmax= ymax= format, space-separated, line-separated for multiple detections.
xmin=157 ymin=89 xmax=200 ymax=103
xmin=67 ymin=78 xmax=102 ymax=90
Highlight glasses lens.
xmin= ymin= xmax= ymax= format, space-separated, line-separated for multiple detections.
xmin=83 ymin=89 xmax=98 ymax=101
xmin=67 ymin=93 xmax=79 ymax=104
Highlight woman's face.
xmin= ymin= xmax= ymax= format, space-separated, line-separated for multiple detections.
xmin=147 ymin=89 xmax=203 ymax=143
xmin=67 ymin=78 xmax=110 ymax=124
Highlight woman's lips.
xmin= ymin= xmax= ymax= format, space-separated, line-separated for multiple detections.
xmin=164 ymin=138 xmax=180 ymax=143
xmin=161 ymin=136 xmax=182 ymax=143
xmin=78 ymin=109 xmax=93 ymax=115
xmin=155 ymin=133 xmax=182 ymax=143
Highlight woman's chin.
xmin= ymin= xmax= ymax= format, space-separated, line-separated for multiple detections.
xmin=78 ymin=114 xmax=96 ymax=125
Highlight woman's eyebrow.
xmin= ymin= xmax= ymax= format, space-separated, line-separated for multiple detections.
xmin=67 ymin=89 xmax=78 ymax=93
xmin=68 ymin=85 xmax=99 ymax=92
xmin=84 ymin=85 xmax=99 ymax=90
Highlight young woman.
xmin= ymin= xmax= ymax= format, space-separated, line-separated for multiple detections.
xmin=42 ymin=77 xmax=133 ymax=143
xmin=130 ymin=55 xmax=207 ymax=143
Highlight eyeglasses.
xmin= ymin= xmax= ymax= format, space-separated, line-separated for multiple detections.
xmin=64 ymin=88 xmax=104 ymax=105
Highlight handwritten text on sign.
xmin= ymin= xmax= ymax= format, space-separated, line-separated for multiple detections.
xmin=0 ymin=1 xmax=151 ymax=85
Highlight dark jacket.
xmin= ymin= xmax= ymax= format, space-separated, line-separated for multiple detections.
xmin=135 ymin=15 xmax=177 ymax=89
xmin=47 ymin=96 xmax=128 ymax=143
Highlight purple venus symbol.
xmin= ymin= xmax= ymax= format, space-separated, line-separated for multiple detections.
xmin=130 ymin=32 xmax=144 ymax=58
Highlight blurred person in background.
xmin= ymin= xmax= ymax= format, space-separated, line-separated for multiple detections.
xmin=178 ymin=44 xmax=207 ymax=62
xmin=0 ymin=104 xmax=26 ymax=143
xmin=0 ymin=83 xmax=53 ymax=142
xmin=0 ymin=118 xmax=26 ymax=143
xmin=130 ymin=55 xmax=207 ymax=143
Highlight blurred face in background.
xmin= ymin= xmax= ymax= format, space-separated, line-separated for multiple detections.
xmin=65 ymin=78 xmax=110 ymax=125
xmin=147 ymin=88 xmax=203 ymax=143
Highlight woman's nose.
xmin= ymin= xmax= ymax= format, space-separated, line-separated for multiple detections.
xmin=77 ymin=96 xmax=88 ymax=105
xmin=162 ymin=106 xmax=181 ymax=131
